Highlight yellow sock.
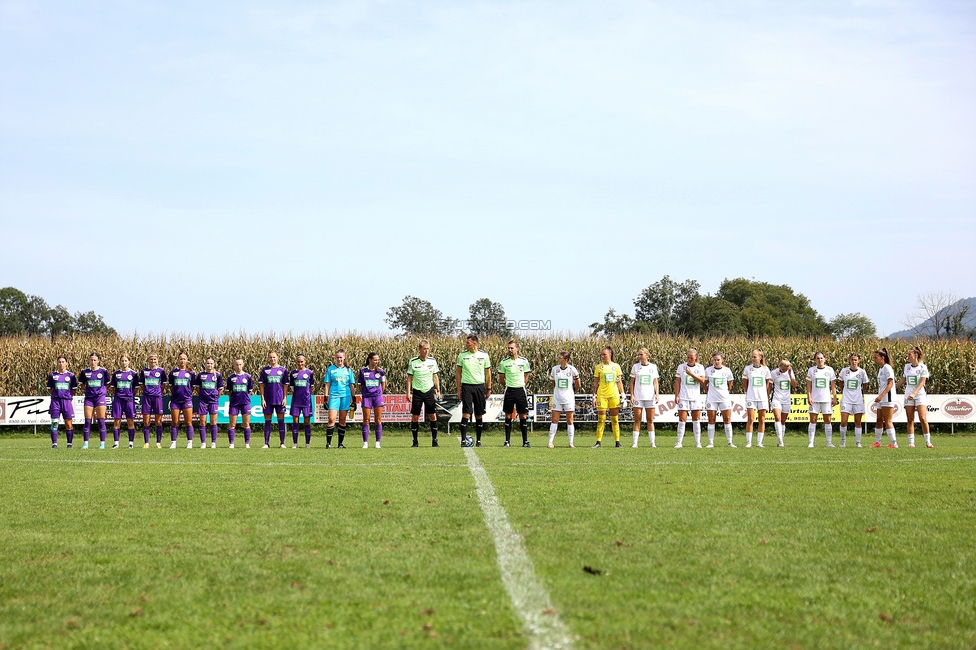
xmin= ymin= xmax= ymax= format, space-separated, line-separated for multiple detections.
xmin=611 ymin=415 xmax=620 ymax=441
xmin=596 ymin=413 xmax=606 ymax=441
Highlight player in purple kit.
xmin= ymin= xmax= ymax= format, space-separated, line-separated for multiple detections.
xmin=79 ymin=352 xmax=110 ymax=449
xmin=110 ymin=353 xmax=139 ymax=449
xmin=194 ymin=357 xmax=224 ymax=449
xmin=140 ymin=353 xmax=167 ymax=449
xmin=259 ymin=351 xmax=288 ymax=448
xmin=359 ymin=352 xmax=386 ymax=449
xmin=47 ymin=356 xmax=78 ymax=448
xmin=227 ymin=358 xmax=254 ymax=449
xmin=287 ymin=354 xmax=315 ymax=448
xmin=169 ymin=352 xmax=196 ymax=449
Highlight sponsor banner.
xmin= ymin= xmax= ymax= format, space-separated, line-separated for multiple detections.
xmin=4 ymin=394 xmax=974 ymax=425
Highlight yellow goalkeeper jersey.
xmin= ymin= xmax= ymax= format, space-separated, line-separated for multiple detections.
xmin=594 ymin=362 xmax=622 ymax=398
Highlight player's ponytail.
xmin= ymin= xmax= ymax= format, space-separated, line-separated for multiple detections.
xmin=911 ymin=345 xmax=924 ymax=362
xmin=874 ymin=347 xmax=891 ymax=366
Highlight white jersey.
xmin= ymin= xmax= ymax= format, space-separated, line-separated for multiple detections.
xmin=770 ymin=368 xmax=795 ymax=403
xmin=877 ymin=364 xmax=896 ymax=402
xmin=806 ymin=365 xmax=836 ymax=403
xmin=630 ymin=362 xmax=659 ymax=402
xmin=903 ymin=363 xmax=929 ymax=397
xmin=705 ymin=365 xmax=734 ymax=403
xmin=675 ymin=362 xmax=705 ymax=401
xmin=838 ymin=367 xmax=869 ymax=404
xmin=550 ymin=364 xmax=580 ymax=404
xmin=741 ymin=364 xmax=771 ymax=402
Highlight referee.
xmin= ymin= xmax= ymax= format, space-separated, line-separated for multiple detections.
xmin=406 ymin=340 xmax=441 ymax=447
xmin=455 ymin=334 xmax=491 ymax=447
xmin=497 ymin=339 xmax=532 ymax=447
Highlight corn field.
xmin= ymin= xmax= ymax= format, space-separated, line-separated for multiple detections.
xmin=2 ymin=333 xmax=975 ymax=396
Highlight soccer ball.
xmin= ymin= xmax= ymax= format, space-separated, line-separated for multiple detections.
xmin=461 ymin=435 xmax=474 ymax=448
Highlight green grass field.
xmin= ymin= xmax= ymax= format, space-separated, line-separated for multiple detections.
xmin=1 ymin=429 xmax=974 ymax=649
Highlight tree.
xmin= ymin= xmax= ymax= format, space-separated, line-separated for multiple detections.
xmin=0 ymin=286 xmax=116 ymax=339
xmin=467 ymin=298 xmax=511 ymax=338
xmin=632 ymin=276 xmax=700 ymax=335
xmin=716 ymin=278 xmax=828 ymax=337
xmin=589 ymin=308 xmax=645 ymax=337
xmin=72 ymin=310 xmax=117 ymax=336
xmin=902 ymin=291 xmax=972 ymax=339
xmin=384 ymin=296 xmax=457 ymax=337
xmin=828 ymin=312 xmax=877 ymax=340
xmin=684 ymin=296 xmax=746 ymax=336
xmin=0 ymin=287 xmax=30 ymax=336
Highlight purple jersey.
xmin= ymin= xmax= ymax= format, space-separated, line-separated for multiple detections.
xmin=358 ymin=368 xmax=386 ymax=399
xmin=111 ymin=370 xmax=139 ymax=399
xmin=47 ymin=372 xmax=77 ymax=399
xmin=288 ymin=369 xmax=315 ymax=408
xmin=227 ymin=372 xmax=253 ymax=408
xmin=195 ymin=371 xmax=224 ymax=404
xmin=79 ymin=367 xmax=110 ymax=401
xmin=140 ymin=367 xmax=167 ymax=397
xmin=168 ymin=369 xmax=196 ymax=403
xmin=259 ymin=366 xmax=287 ymax=405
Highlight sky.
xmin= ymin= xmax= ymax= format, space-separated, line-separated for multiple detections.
xmin=2 ymin=0 xmax=974 ymax=337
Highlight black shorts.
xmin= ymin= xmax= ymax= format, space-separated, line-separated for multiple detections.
xmin=410 ymin=388 xmax=436 ymax=417
xmin=461 ymin=383 xmax=487 ymax=417
xmin=503 ymin=387 xmax=529 ymax=416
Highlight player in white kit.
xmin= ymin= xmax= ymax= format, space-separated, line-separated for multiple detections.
xmin=769 ymin=360 xmax=796 ymax=447
xmin=897 ymin=345 xmax=932 ymax=448
xmin=673 ymin=348 xmax=706 ymax=448
xmin=629 ymin=348 xmax=660 ymax=448
xmin=805 ymin=352 xmax=837 ymax=448
xmin=838 ymin=353 xmax=869 ymax=447
xmin=741 ymin=349 xmax=772 ymax=448
xmin=548 ymin=351 xmax=581 ymax=448
xmin=871 ymin=348 xmax=898 ymax=448
xmin=705 ymin=353 xmax=736 ymax=448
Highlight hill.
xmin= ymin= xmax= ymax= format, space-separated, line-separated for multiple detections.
xmin=889 ymin=297 xmax=976 ymax=339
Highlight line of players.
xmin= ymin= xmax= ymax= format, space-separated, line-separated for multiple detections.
xmin=44 ymin=336 xmax=933 ymax=450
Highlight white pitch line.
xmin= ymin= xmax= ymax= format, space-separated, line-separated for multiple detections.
xmin=0 ymin=457 xmax=465 ymax=468
xmin=464 ymin=447 xmax=573 ymax=650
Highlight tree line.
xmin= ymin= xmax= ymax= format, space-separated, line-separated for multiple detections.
xmin=0 ymin=287 xmax=115 ymax=339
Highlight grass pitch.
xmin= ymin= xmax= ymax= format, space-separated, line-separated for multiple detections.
xmin=1 ymin=430 xmax=974 ymax=649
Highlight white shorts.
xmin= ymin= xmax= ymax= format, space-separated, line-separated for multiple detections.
xmin=904 ymin=395 xmax=927 ymax=407
xmin=840 ymin=400 xmax=865 ymax=415
xmin=632 ymin=399 xmax=657 ymax=409
xmin=706 ymin=401 xmax=731 ymax=412
xmin=770 ymin=398 xmax=791 ymax=413
xmin=677 ymin=399 xmax=703 ymax=412
xmin=745 ymin=399 xmax=768 ymax=411
xmin=808 ymin=401 xmax=833 ymax=415
xmin=550 ymin=401 xmax=574 ymax=412
xmin=876 ymin=400 xmax=895 ymax=410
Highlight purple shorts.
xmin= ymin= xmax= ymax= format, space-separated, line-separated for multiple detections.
xmin=84 ymin=395 xmax=107 ymax=408
xmin=229 ymin=403 xmax=251 ymax=416
xmin=170 ymin=399 xmax=193 ymax=411
xmin=361 ymin=396 xmax=385 ymax=409
xmin=264 ymin=404 xmax=285 ymax=418
xmin=197 ymin=401 xmax=219 ymax=415
xmin=50 ymin=397 xmax=75 ymax=421
xmin=141 ymin=395 xmax=164 ymax=415
xmin=111 ymin=398 xmax=136 ymax=419
xmin=290 ymin=404 xmax=312 ymax=418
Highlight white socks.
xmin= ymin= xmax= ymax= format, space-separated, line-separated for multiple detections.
xmin=757 ymin=428 xmax=764 ymax=446
xmin=633 ymin=429 xmax=640 ymax=445
xmin=567 ymin=424 xmax=575 ymax=446
xmin=707 ymin=424 xmax=715 ymax=445
xmin=825 ymin=424 xmax=833 ymax=446
xmin=775 ymin=422 xmax=785 ymax=444
xmin=887 ymin=428 xmax=897 ymax=444
xmin=924 ymin=432 xmax=931 ymax=445
xmin=648 ymin=426 xmax=655 ymax=447
xmin=693 ymin=420 xmax=701 ymax=445
xmin=548 ymin=424 xmax=557 ymax=445
xmin=724 ymin=424 xmax=733 ymax=444
xmin=875 ymin=428 xmax=883 ymax=443
xmin=839 ymin=426 xmax=847 ymax=444
xmin=855 ymin=427 xmax=862 ymax=445
xmin=908 ymin=433 xmax=915 ymax=446
xmin=746 ymin=429 xmax=753 ymax=446
xmin=676 ymin=421 xmax=686 ymax=445
xmin=808 ymin=423 xmax=816 ymax=446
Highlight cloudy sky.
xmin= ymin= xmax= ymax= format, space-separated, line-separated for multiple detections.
xmin=2 ymin=1 xmax=973 ymax=336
